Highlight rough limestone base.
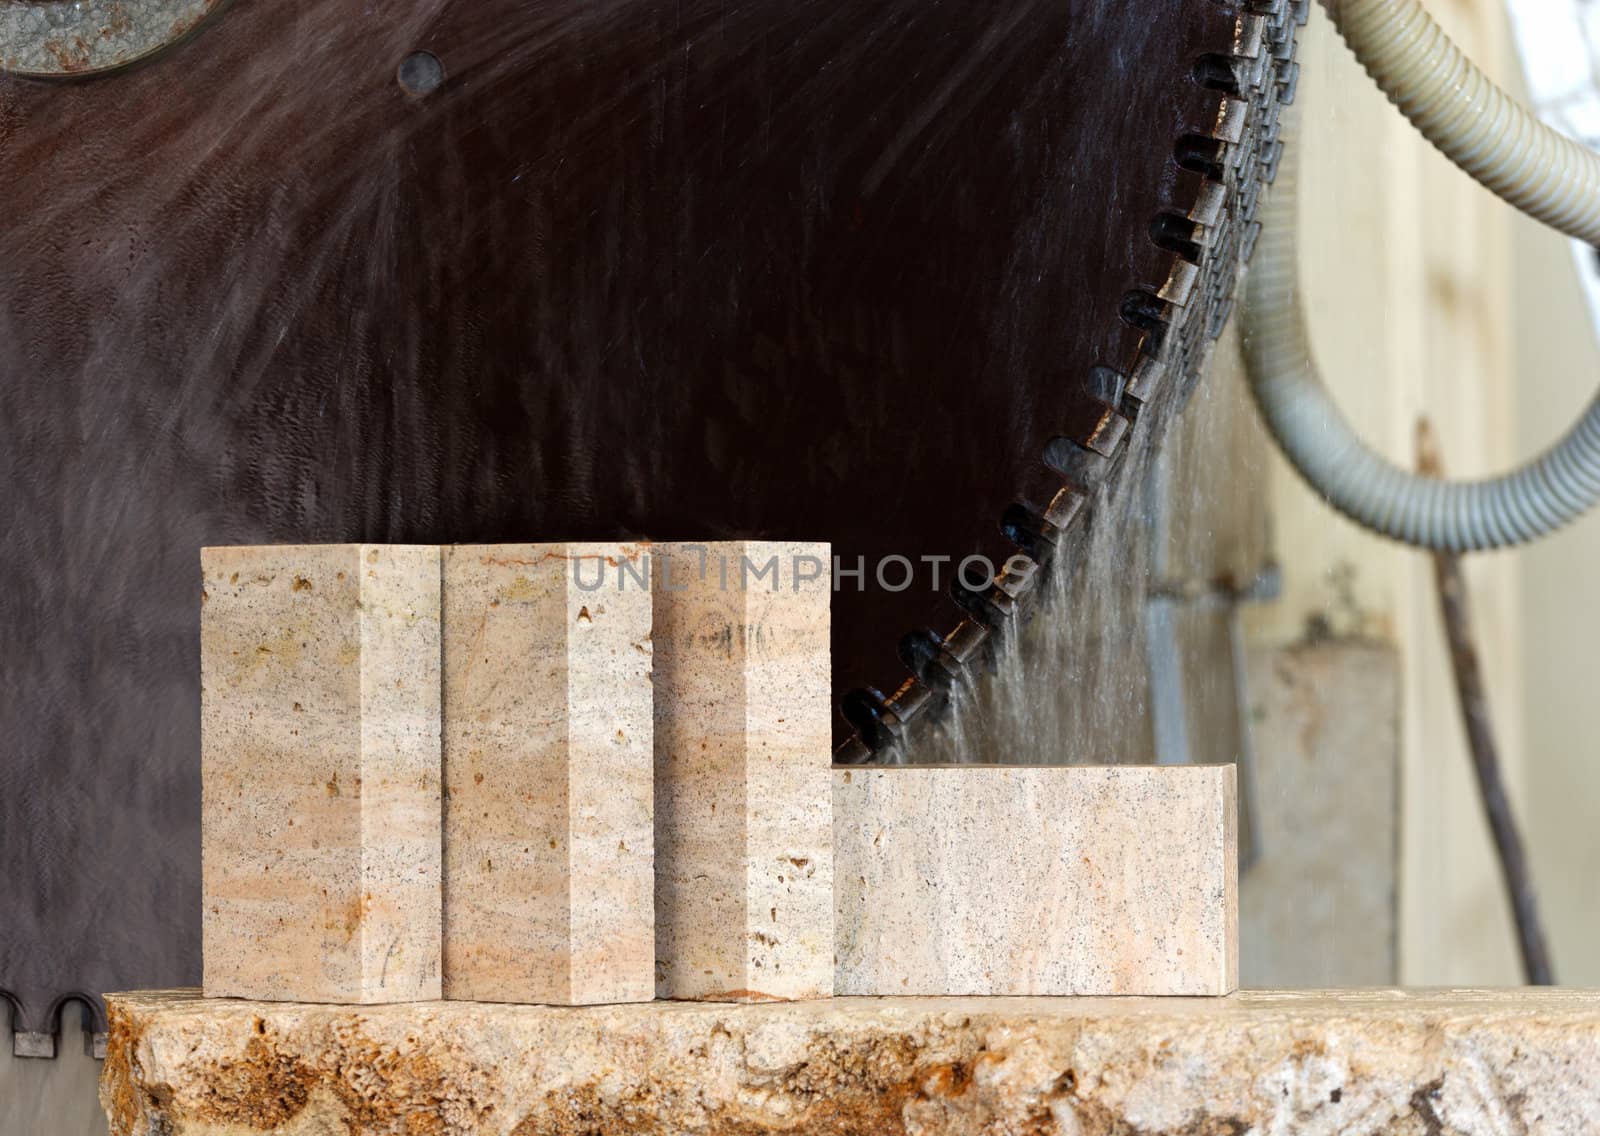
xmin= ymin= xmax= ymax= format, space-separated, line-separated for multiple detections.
xmin=200 ymin=545 xmax=443 ymax=1004
xmin=441 ymin=543 xmax=654 ymax=1005
xmin=102 ymin=989 xmax=1600 ymax=1135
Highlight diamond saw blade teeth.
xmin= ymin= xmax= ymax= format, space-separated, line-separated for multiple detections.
xmin=833 ymin=735 xmax=876 ymax=765
xmin=841 ymin=687 xmax=902 ymax=752
xmin=1001 ymin=503 xmax=1059 ymax=565
xmin=901 ymin=628 xmax=976 ymax=693
xmin=1042 ymin=488 xmax=1089 ymax=534
xmin=885 ymin=678 xmax=941 ymax=727
xmin=943 ymin=620 xmax=993 ymax=666
xmin=855 ymin=2 xmax=1305 ymax=758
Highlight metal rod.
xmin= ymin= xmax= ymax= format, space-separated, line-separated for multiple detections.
xmin=1418 ymin=419 xmax=1554 ymax=985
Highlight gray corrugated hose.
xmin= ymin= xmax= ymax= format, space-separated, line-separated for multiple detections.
xmin=1243 ymin=115 xmax=1600 ymax=551
xmin=1323 ymin=0 xmax=1600 ymax=245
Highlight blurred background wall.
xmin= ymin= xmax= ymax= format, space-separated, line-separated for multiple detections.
xmin=1243 ymin=0 xmax=1598 ymax=988
xmin=1514 ymin=104 xmax=1600 ymax=990
xmin=1243 ymin=0 xmax=1526 ymax=986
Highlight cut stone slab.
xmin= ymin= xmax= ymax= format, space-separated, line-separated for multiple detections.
xmin=103 ymin=988 xmax=1600 ymax=1135
xmin=652 ymin=541 xmax=833 ymax=1002
xmin=201 ymin=544 xmax=442 ymax=1004
xmin=835 ymin=764 xmax=1237 ymax=996
xmin=441 ymin=543 xmax=654 ymax=1005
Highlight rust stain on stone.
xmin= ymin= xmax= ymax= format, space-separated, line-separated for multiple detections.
xmin=508 ymin=1030 xmax=932 ymax=1136
xmin=690 ymin=989 xmax=787 ymax=1003
xmin=43 ymin=37 xmax=93 ymax=72
xmin=480 ymin=551 xmax=571 ymax=569
xmin=919 ymin=1059 xmax=975 ymax=1098
xmin=98 ymin=1002 xmax=148 ymax=1136
xmin=108 ymin=1015 xmax=494 ymax=1133
xmin=319 ymin=1036 xmax=487 ymax=1135
xmin=194 ymin=1034 xmax=314 ymax=1128
xmin=328 ymin=891 xmax=373 ymax=943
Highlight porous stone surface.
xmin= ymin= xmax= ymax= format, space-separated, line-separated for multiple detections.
xmin=1 ymin=0 xmax=219 ymax=75
xmin=441 ymin=543 xmax=654 ymax=1005
xmin=652 ymin=541 xmax=833 ymax=1002
xmin=102 ymin=988 xmax=1600 ymax=1135
xmin=201 ymin=544 xmax=442 ymax=1004
xmin=835 ymin=765 xmax=1237 ymax=996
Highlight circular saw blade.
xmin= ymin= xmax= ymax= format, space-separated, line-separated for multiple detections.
xmin=0 ymin=0 xmax=1297 ymax=1032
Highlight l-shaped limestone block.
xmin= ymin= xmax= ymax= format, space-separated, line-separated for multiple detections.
xmin=201 ymin=544 xmax=442 ymax=1003
xmin=833 ymin=763 xmax=1238 ymax=996
xmin=441 ymin=543 xmax=654 ymax=1005
xmin=652 ymin=541 xmax=833 ymax=1001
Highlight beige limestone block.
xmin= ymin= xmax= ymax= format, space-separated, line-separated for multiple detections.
xmin=834 ymin=764 xmax=1237 ymax=996
xmin=104 ymin=988 xmax=1600 ymax=1136
xmin=652 ymin=541 xmax=832 ymax=1002
xmin=441 ymin=543 xmax=654 ymax=1005
xmin=200 ymin=544 xmax=442 ymax=1004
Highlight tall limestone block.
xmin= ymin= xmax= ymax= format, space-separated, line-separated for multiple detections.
xmin=653 ymin=541 xmax=833 ymax=1001
xmin=441 ymin=543 xmax=654 ymax=1005
xmin=201 ymin=544 xmax=442 ymax=1003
